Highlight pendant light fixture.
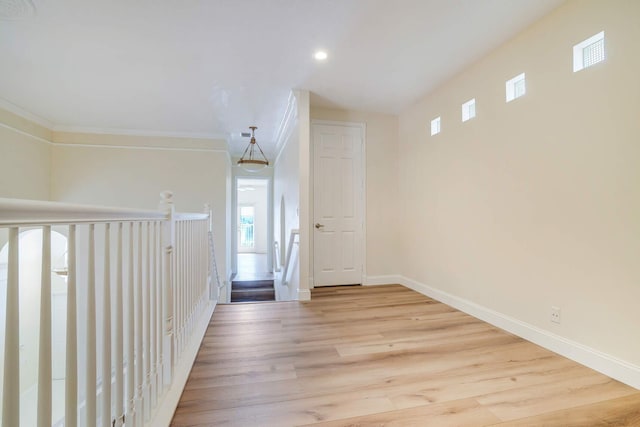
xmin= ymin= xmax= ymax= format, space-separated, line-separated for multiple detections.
xmin=237 ymin=126 xmax=269 ymax=172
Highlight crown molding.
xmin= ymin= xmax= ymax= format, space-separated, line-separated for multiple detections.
xmin=50 ymin=141 xmax=230 ymax=153
xmin=0 ymin=98 xmax=231 ymax=143
xmin=53 ymin=125 xmax=228 ymax=141
xmin=0 ymin=122 xmax=52 ymax=145
xmin=0 ymin=97 xmax=55 ymax=129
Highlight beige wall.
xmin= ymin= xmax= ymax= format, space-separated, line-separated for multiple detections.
xmin=0 ymin=109 xmax=52 ymax=201
xmin=50 ymin=141 xmax=231 ymax=280
xmin=398 ymin=0 xmax=640 ymax=366
xmin=310 ymin=107 xmax=400 ymax=280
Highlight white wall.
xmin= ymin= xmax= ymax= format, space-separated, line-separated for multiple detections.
xmin=310 ymin=107 xmax=400 ymax=282
xmin=273 ymin=92 xmax=307 ymax=300
xmin=398 ymin=0 xmax=640 ymax=374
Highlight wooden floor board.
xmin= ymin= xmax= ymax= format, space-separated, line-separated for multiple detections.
xmin=171 ymin=284 xmax=639 ymax=426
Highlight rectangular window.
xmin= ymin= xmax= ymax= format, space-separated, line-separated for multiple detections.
xmin=239 ymin=205 xmax=255 ymax=248
xmin=430 ymin=116 xmax=441 ymax=136
xmin=506 ymin=73 xmax=526 ymax=102
xmin=462 ymin=98 xmax=476 ymax=122
xmin=573 ymin=31 xmax=605 ymax=72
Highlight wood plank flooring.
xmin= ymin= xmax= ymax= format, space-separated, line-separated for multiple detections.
xmin=171 ymin=285 xmax=640 ymax=426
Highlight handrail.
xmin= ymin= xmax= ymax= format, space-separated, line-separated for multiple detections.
xmin=273 ymin=241 xmax=281 ymax=273
xmin=282 ymin=228 xmax=299 ymax=285
xmin=0 ymin=197 xmax=166 ymax=226
xmin=174 ymin=212 xmax=209 ymax=221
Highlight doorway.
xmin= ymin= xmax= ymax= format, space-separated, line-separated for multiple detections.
xmin=235 ymin=178 xmax=269 ymax=278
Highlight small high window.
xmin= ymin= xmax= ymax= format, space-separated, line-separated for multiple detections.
xmin=462 ymin=99 xmax=476 ymax=122
xmin=506 ymin=73 xmax=526 ymax=102
xmin=573 ymin=31 xmax=605 ymax=72
xmin=431 ymin=116 xmax=441 ymax=136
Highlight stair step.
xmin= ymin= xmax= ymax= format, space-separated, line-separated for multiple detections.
xmin=230 ymin=287 xmax=275 ymax=302
xmin=231 ymin=279 xmax=275 ymax=289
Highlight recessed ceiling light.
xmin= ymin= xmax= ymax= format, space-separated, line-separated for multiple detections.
xmin=314 ymin=50 xmax=328 ymax=61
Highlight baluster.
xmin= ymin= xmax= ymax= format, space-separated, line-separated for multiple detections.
xmin=176 ymin=221 xmax=182 ymax=357
xmin=114 ymin=223 xmax=124 ymax=427
xmin=195 ymin=222 xmax=200 ymax=311
xmin=203 ymin=221 xmax=208 ymax=302
xmin=202 ymin=220 xmax=207 ymax=304
xmin=126 ymin=222 xmax=135 ymax=426
xmin=102 ymin=224 xmax=112 ymax=427
xmin=2 ymin=227 xmax=19 ymax=427
xmin=194 ymin=222 xmax=198 ymax=316
xmin=66 ymin=225 xmax=78 ymax=427
xmin=185 ymin=222 xmax=189 ymax=343
xmin=87 ymin=223 xmax=97 ymax=426
xmin=183 ymin=221 xmax=187 ymax=348
xmin=195 ymin=221 xmax=200 ymax=309
xmin=155 ymin=221 xmax=164 ymax=398
xmin=164 ymin=241 xmax=174 ymax=375
xmin=181 ymin=221 xmax=185 ymax=353
xmin=198 ymin=221 xmax=202 ymax=305
xmin=184 ymin=221 xmax=189 ymax=345
xmin=185 ymin=221 xmax=190 ymax=340
xmin=37 ymin=225 xmax=52 ymax=427
xmin=136 ymin=222 xmax=144 ymax=425
xmin=198 ymin=221 xmax=201 ymax=302
xmin=144 ymin=221 xmax=151 ymax=420
xmin=149 ymin=222 xmax=157 ymax=408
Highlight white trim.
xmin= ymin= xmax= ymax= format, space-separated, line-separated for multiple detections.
xmin=148 ymin=300 xmax=216 ymax=427
xmin=51 ymin=141 xmax=229 ymax=153
xmin=0 ymin=97 xmax=55 ymax=129
xmin=52 ymin=125 xmax=227 ymax=141
xmin=363 ymin=275 xmax=403 ymax=286
xmin=273 ymin=92 xmax=297 ymax=160
xmin=297 ymin=289 xmax=311 ymax=301
xmin=310 ymin=119 xmax=365 ymax=129
xmin=0 ymin=122 xmax=52 ymax=145
xmin=274 ymin=93 xmax=299 ymax=166
xmin=398 ymin=275 xmax=640 ymax=390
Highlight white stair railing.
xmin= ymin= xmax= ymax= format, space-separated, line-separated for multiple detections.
xmin=273 ymin=241 xmax=281 ymax=273
xmin=0 ymin=192 xmax=215 ymax=427
xmin=281 ymin=229 xmax=299 ymax=286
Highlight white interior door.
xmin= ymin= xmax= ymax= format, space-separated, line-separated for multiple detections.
xmin=313 ymin=123 xmax=364 ymax=286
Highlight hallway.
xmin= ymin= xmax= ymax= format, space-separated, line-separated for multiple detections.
xmin=235 ymin=253 xmax=271 ymax=280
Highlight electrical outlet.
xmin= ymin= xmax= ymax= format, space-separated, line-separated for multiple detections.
xmin=551 ymin=306 xmax=561 ymax=324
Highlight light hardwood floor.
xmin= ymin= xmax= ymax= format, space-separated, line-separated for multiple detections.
xmin=171 ymin=285 xmax=640 ymax=426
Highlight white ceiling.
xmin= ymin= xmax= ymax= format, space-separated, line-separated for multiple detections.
xmin=0 ymin=0 xmax=563 ymax=156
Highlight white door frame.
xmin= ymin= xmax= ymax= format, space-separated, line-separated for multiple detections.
xmin=310 ymin=119 xmax=366 ymax=288
xmin=231 ymin=174 xmax=274 ymax=276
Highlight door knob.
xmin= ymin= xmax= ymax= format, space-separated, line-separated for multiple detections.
xmin=315 ymin=223 xmax=324 ymax=229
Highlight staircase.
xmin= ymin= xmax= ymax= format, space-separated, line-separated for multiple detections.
xmin=230 ymin=276 xmax=275 ymax=302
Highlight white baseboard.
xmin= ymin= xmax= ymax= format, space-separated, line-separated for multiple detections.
xmin=363 ymin=275 xmax=403 ymax=286
xmin=399 ymin=275 xmax=640 ymax=390
xmin=298 ymin=289 xmax=311 ymax=301
xmin=149 ymin=300 xmax=216 ymax=427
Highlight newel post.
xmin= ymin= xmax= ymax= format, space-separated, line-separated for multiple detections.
xmin=159 ymin=190 xmax=175 ymax=386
